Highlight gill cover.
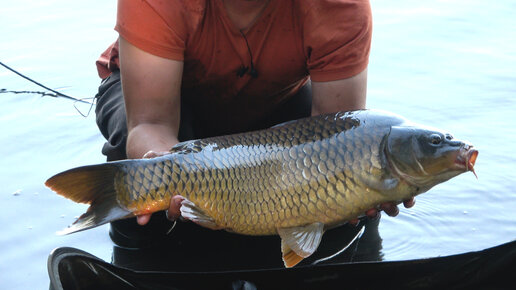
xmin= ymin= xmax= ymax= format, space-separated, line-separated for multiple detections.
xmin=386 ymin=126 xmax=464 ymax=188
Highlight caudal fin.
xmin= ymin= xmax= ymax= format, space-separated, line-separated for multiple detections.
xmin=45 ymin=163 xmax=133 ymax=235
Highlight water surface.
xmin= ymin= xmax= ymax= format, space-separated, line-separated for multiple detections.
xmin=1 ymin=0 xmax=515 ymax=288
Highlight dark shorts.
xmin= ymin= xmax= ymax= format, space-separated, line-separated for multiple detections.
xmin=95 ymin=70 xmax=380 ymax=271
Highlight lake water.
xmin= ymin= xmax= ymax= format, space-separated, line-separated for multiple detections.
xmin=1 ymin=0 xmax=515 ymax=288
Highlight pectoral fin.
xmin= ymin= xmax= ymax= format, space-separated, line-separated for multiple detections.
xmin=180 ymin=198 xmax=221 ymax=230
xmin=277 ymin=222 xmax=324 ymax=267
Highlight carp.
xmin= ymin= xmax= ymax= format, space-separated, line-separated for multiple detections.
xmin=46 ymin=110 xmax=478 ymax=267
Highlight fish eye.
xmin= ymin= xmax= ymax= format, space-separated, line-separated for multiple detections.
xmin=445 ymin=134 xmax=453 ymax=140
xmin=430 ymin=134 xmax=443 ymax=145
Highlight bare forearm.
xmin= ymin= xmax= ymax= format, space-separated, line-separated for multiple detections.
xmin=118 ymin=37 xmax=184 ymax=159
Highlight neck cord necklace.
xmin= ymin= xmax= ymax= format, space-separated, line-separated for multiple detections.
xmin=237 ymin=30 xmax=258 ymax=78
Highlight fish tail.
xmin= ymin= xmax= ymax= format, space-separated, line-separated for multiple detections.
xmin=45 ymin=163 xmax=133 ymax=235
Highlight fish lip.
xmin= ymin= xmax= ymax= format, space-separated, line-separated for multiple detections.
xmin=455 ymin=144 xmax=478 ymax=174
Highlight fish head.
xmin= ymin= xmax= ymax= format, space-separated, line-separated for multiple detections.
xmin=385 ymin=125 xmax=478 ymax=192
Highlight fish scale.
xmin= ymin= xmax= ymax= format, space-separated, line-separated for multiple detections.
xmin=46 ymin=109 xmax=478 ymax=267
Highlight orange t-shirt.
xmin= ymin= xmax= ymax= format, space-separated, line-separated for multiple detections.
xmin=97 ymin=0 xmax=372 ymax=135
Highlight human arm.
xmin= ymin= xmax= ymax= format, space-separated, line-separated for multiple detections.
xmin=120 ymin=37 xmax=183 ymax=159
xmin=311 ymin=68 xmax=368 ymax=115
xmin=118 ymin=37 xmax=184 ymax=225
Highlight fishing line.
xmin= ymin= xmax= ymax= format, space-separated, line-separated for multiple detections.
xmin=311 ymin=226 xmax=365 ymax=265
xmin=0 ymin=61 xmax=95 ymax=117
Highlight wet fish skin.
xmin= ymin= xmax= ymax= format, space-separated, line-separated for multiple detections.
xmin=113 ymin=110 xmax=398 ymax=235
xmin=46 ymin=109 xmax=478 ymax=267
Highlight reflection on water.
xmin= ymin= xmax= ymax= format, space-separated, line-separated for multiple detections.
xmin=1 ymin=0 xmax=515 ymax=288
xmin=368 ymin=0 xmax=516 ymax=262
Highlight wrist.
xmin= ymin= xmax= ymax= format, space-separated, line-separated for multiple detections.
xmin=126 ymin=123 xmax=179 ymax=159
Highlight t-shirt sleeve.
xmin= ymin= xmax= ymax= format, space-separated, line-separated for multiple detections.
xmin=115 ymin=0 xmax=186 ymax=61
xmin=96 ymin=41 xmax=120 ymax=79
xmin=302 ymin=0 xmax=372 ymax=82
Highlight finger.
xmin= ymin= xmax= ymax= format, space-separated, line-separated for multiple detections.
xmin=166 ymin=195 xmax=185 ymax=221
xmin=380 ymin=203 xmax=399 ymax=217
xmin=349 ymin=218 xmax=360 ymax=226
xmin=142 ymin=151 xmax=159 ymax=159
xmin=136 ymin=214 xmax=151 ymax=225
xmin=142 ymin=150 xmax=171 ymax=159
xmin=365 ymin=208 xmax=379 ymax=219
xmin=403 ymin=197 xmax=415 ymax=208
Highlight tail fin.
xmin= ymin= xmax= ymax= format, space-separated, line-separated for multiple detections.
xmin=45 ymin=163 xmax=133 ymax=235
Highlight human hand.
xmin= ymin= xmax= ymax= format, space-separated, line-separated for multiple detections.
xmin=348 ymin=197 xmax=416 ymax=226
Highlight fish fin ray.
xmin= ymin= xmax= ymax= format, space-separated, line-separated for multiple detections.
xmin=170 ymin=139 xmax=204 ymax=154
xmin=180 ymin=198 xmax=221 ymax=230
xmin=360 ymin=174 xmax=399 ymax=192
xmin=46 ymin=163 xmax=133 ymax=234
xmin=58 ymin=198 xmax=133 ymax=235
xmin=270 ymin=119 xmax=298 ymax=128
xmin=46 ymin=163 xmax=120 ymax=204
xmin=277 ymin=222 xmax=324 ymax=267
xmin=281 ymin=241 xmax=304 ymax=268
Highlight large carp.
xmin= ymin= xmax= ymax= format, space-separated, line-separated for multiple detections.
xmin=46 ymin=110 xmax=478 ymax=267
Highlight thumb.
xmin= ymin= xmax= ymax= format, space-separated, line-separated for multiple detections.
xmin=136 ymin=214 xmax=152 ymax=225
xmin=167 ymin=195 xmax=185 ymax=221
xmin=142 ymin=150 xmax=171 ymax=159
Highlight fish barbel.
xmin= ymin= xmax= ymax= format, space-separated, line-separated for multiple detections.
xmin=46 ymin=110 xmax=478 ymax=267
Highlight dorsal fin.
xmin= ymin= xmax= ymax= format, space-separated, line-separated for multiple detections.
xmin=270 ymin=119 xmax=298 ymax=128
xmin=169 ymin=139 xmax=205 ymax=154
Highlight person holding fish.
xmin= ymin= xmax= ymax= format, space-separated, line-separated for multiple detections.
xmin=89 ymin=0 xmax=417 ymax=268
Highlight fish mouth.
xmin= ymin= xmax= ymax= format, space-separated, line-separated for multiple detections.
xmin=455 ymin=144 xmax=479 ymax=178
